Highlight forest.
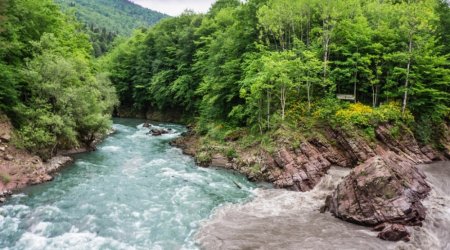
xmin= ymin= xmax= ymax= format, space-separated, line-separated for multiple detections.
xmin=55 ymin=0 xmax=168 ymax=56
xmin=104 ymin=0 xmax=450 ymax=149
xmin=0 ymin=0 xmax=118 ymax=158
xmin=55 ymin=0 xmax=167 ymax=36
xmin=1 ymin=0 xmax=450 ymax=159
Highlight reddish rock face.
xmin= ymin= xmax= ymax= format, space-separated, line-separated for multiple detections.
xmin=172 ymin=123 xmax=449 ymax=242
xmin=270 ymin=144 xmax=335 ymax=191
xmin=0 ymin=117 xmax=81 ymax=203
xmin=173 ymin=124 xmax=446 ymax=194
xmin=325 ymin=153 xmax=431 ymax=227
xmin=266 ymin=124 xmax=440 ymax=192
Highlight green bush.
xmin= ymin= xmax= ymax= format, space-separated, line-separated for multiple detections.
xmin=226 ymin=148 xmax=238 ymax=159
xmin=196 ymin=151 xmax=212 ymax=166
xmin=250 ymin=163 xmax=261 ymax=174
xmin=313 ymin=98 xmax=348 ymax=123
xmin=0 ymin=173 xmax=11 ymax=184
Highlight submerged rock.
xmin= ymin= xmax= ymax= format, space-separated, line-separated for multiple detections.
xmin=325 ymin=153 xmax=431 ymax=227
xmin=374 ymin=223 xmax=410 ymax=242
xmin=149 ymin=128 xmax=169 ymax=136
xmin=143 ymin=122 xmax=153 ymax=128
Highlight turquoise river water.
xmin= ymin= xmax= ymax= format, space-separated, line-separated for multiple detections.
xmin=0 ymin=119 xmax=255 ymax=249
xmin=1 ymin=119 xmax=449 ymax=249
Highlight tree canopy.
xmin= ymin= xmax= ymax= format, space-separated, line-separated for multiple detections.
xmin=0 ymin=0 xmax=118 ymax=158
xmin=103 ymin=0 xmax=450 ymax=144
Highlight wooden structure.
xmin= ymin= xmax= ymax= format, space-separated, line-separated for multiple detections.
xmin=336 ymin=94 xmax=355 ymax=101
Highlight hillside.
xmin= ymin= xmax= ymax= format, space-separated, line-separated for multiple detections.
xmin=55 ymin=0 xmax=168 ymax=36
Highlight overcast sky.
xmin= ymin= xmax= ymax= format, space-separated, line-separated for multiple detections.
xmin=130 ymin=0 xmax=218 ymax=16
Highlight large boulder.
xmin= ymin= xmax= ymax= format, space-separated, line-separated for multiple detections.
xmin=324 ymin=153 xmax=431 ymax=227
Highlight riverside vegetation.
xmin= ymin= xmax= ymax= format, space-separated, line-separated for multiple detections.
xmin=104 ymin=0 xmax=449 ymax=150
xmin=0 ymin=0 xmax=450 ymax=244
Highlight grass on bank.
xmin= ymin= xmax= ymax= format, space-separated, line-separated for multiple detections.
xmin=191 ymin=100 xmax=443 ymax=167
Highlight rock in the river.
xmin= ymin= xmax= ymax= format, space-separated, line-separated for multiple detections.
xmin=374 ymin=223 xmax=410 ymax=242
xmin=143 ymin=122 xmax=153 ymax=128
xmin=0 ymin=190 xmax=12 ymax=203
xmin=45 ymin=156 xmax=73 ymax=174
xmin=149 ymin=128 xmax=169 ymax=136
xmin=325 ymin=153 xmax=431 ymax=227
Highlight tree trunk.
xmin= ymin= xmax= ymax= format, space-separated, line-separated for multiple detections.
xmin=267 ymin=90 xmax=271 ymax=130
xmin=259 ymin=97 xmax=263 ymax=135
xmin=280 ymin=84 xmax=286 ymax=121
xmin=323 ymin=33 xmax=329 ymax=82
xmin=402 ymin=34 xmax=413 ymax=114
xmin=307 ymin=80 xmax=311 ymax=112
xmin=323 ymin=19 xmax=331 ymax=84
xmin=353 ymin=68 xmax=357 ymax=103
xmin=372 ymin=85 xmax=376 ymax=108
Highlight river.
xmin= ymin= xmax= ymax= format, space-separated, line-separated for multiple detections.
xmin=0 ymin=119 xmax=256 ymax=249
xmin=0 ymin=119 xmax=449 ymax=249
xmin=197 ymin=163 xmax=450 ymax=250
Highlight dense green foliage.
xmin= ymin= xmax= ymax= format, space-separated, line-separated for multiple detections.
xmin=104 ymin=0 xmax=450 ymax=146
xmin=2 ymin=0 xmax=449 ymax=158
xmin=54 ymin=0 xmax=168 ymax=57
xmin=55 ymin=0 xmax=168 ymax=36
xmin=0 ymin=0 xmax=118 ymax=158
xmin=85 ymin=24 xmax=118 ymax=57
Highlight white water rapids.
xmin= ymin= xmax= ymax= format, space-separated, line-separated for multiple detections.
xmin=197 ymin=163 xmax=450 ymax=250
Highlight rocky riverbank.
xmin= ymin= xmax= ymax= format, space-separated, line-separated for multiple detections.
xmin=171 ymin=122 xmax=450 ymax=241
xmin=0 ymin=118 xmax=109 ymax=203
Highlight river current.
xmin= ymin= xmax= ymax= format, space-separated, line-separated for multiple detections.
xmin=197 ymin=163 xmax=450 ymax=250
xmin=0 ymin=119 xmax=255 ymax=249
xmin=0 ymin=119 xmax=449 ymax=249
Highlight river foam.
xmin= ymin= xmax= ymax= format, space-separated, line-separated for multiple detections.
xmin=197 ymin=163 xmax=450 ymax=250
xmin=0 ymin=119 xmax=255 ymax=249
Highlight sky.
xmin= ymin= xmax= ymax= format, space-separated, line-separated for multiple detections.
xmin=130 ymin=0 xmax=218 ymax=16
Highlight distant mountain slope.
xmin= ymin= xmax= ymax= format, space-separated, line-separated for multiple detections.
xmin=55 ymin=0 xmax=168 ymax=36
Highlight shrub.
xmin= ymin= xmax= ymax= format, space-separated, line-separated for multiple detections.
xmin=313 ymin=98 xmax=347 ymax=122
xmin=332 ymin=102 xmax=413 ymax=129
xmin=226 ymin=148 xmax=238 ymax=159
xmin=335 ymin=103 xmax=374 ymax=127
xmin=196 ymin=151 xmax=211 ymax=166
xmin=0 ymin=173 xmax=11 ymax=184
xmin=250 ymin=163 xmax=261 ymax=174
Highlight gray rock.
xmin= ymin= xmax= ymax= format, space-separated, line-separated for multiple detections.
xmin=0 ymin=133 xmax=11 ymax=142
xmin=4 ymin=154 xmax=13 ymax=161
